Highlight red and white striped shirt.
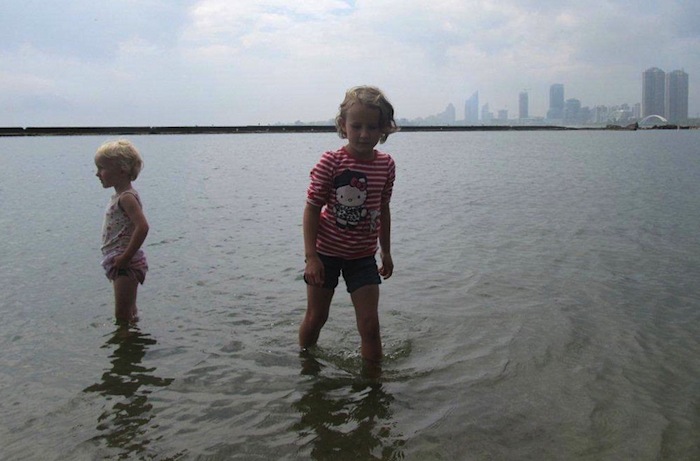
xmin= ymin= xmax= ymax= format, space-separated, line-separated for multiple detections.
xmin=307 ymin=146 xmax=396 ymax=259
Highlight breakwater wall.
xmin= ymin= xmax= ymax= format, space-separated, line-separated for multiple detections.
xmin=0 ymin=125 xmax=581 ymax=137
xmin=0 ymin=123 xmax=693 ymax=137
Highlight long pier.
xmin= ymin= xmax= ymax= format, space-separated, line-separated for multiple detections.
xmin=0 ymin=123 xmax=692 ymax=137
xmin=0 ymin=125 xmax=584 ymax=137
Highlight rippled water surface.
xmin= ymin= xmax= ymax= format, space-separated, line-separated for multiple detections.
xmin=1 ymin=130 xmax=699 ymax=460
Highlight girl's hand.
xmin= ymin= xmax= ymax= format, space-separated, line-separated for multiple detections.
xmin=113 ymin=253 xmax=129 ymax=270
xmin=304 ymin=254 xmax=325 ymax=286
xmin=379 ymin=252 xmax=393 ymax=279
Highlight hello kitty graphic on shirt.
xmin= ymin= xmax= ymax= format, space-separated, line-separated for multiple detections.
xmin=333 ymin=169 xmax=368 ymax=230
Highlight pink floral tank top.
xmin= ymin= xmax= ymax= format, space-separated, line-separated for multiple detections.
xmin=101 ymin=190 xmax=142 ymax=256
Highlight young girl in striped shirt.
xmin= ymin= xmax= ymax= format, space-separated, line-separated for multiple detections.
xmin=300 ymin=86 xmax=398 ymax=369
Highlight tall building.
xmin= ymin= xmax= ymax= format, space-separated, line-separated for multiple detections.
xmin=666 ymin=69 xmax=689 ymax=124
xmin=547 ymin=84 xmax=564 ymax=120
xmin=519 ymin=91 xmax=529 ymax=119
xmin=481 ymin=103 xmax=493 ymax=123
xmin=442 ymin=103 xmax=456 ymax=124
xmin=642 ymin=67 xmax=666 ymax=117
xmin=464 ymin=91 xmax=479 ymax=124
xmin=564 ymin=98 xmax=582 ymax=124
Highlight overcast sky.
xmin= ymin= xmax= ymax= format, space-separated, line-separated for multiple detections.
xmin=1 ymin=0 xmax=698 ymax=126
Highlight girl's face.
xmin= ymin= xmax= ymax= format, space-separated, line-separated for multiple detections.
xmin=95 ymin=158 xmax=127 ymax=189
xmin=341 ymin=103 xmax=383 ymax=159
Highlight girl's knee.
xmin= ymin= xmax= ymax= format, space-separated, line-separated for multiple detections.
xmin=305 ymin=310 xmax=329 ymax=328
xmin=357 ymin=317 xmax=380 ymax=339
xmin=113 ymin=278 xmax=138 ymax=318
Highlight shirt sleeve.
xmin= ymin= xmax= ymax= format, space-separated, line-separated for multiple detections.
xmin=381 ymin=155 xmax=396 ymax=205
xmin=306 ymin=151 xmax=336 ymax=207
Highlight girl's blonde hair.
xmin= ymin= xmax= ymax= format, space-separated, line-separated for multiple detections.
xmin=95 ymin=139 xmax=143 ymax=180
xmin=335 ymin=86 xmax=399 ymax=144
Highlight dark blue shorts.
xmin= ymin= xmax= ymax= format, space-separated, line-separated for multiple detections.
xmin=306 ymin=254 xmax=381 ymax=293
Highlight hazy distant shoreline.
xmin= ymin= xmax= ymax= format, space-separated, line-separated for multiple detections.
xmin=0 ymin=124 xmax=695 ymax=137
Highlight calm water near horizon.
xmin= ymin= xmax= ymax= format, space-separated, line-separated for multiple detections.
xmin=1 ymin=130 xmax=699 ymax=460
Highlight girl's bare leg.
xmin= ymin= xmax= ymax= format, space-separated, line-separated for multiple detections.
xmin=350 ymin=284 xmax=382 ymax=363
xmin=299 ymin=285 xmax=334 ymax=349
xmin=113 ymin=276 xmax=139 ymax=322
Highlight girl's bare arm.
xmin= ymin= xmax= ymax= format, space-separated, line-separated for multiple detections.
xmin=114 ymin=193 xmax=149 ymax=268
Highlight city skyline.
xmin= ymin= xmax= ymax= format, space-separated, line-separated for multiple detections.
xmin=423 ymin=66 xmax=690 ymax=126
xmin=1 ymin=1 xmax=699 ymax=126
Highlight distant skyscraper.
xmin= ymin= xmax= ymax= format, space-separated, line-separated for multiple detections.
xmin=464 ymin=91 xmax=479 ymax=124
xmin=665 ymin=69 xmax=689 ymax=124
xmin=564 ymin=98 xmax=581 ymax=124
xmin=642 ymin=67 xmax=666 ymax=118
xmin=481 ymin=103 xmax=493 ymax=122
xmin=443 ymin=103 xmax=456 ymax=124
xmin=519 ymin=91 xmax=529 ymax=119
xmin=547 ymin=84 xmax=564 ymax=120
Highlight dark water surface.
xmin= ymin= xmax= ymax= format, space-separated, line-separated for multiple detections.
xmin=1 ymin=131 xmax=699 ymax=460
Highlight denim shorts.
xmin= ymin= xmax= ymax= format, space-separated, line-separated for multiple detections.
xmin=306 ymin=253 xmax=381 ymax=293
